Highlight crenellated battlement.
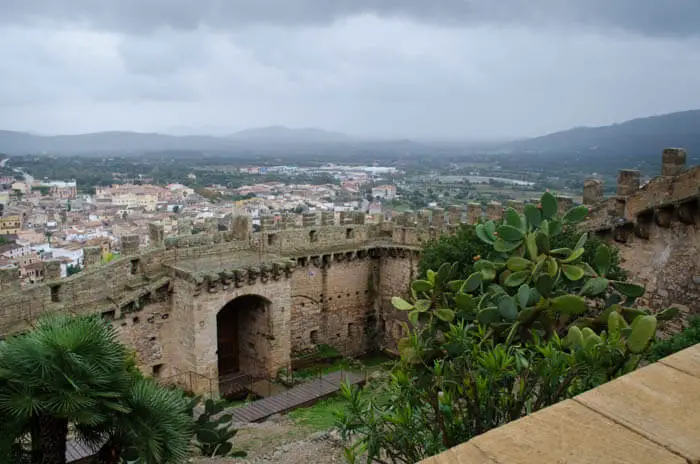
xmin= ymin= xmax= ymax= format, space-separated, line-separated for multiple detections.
xmin=582 ymin=148 xmax=699 ymax=242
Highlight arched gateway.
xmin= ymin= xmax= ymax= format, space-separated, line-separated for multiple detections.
xmin=216 ymin=294 xmax=272 ymax=395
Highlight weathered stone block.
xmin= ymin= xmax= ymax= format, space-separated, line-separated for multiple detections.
xmin=617 ymin=169 xmax=641 ymax=196
xmin=0 ymin=267 xmax=20 ymax=290
xmin=467 ymin=202 xmax=482 ymax=224
xmin=486 ymin=201 xmax=502 ymax=221
xmin=417 ymin=210 xmax=430 ymax=227
xmin=321 ymin=211 xmax=335 ymax=226
xmin=148 ymin=222 xmax=165 ymax=248
xmin=447 ymin=205 xmax=462 ymax=225
xmin=507 ymin=200 xmax=524 ymax=214
xmin=83 ymin=246 xmax=102 ymax=268
xmin=177 ymin=218 xmax=192 ymax=236
xmin=583 ymin=178 xmax=604 ymax=205
xmin=402 ymin=210 xmax=416 ymax=227
xmin=556 ymin=195 xmax=574 ymax=216
xmin=662 ymin=148 xmax=686 ymax=177
xmin=430 ymin=208 xmax=445 ymax=226
xmin=302 ymin=212 xmax=318 ymax=228
xmin=231 ymin=215 xmax=251 ymax=240
xmin=259 ymin=215 xmax=275 ymax=231
xmin=120 ymin=235 xmax=140 ymax=257
xmin=44 ymin=260 xmax=61 ymax=281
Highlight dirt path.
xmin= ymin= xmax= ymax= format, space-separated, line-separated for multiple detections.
xmin=193 ymin=415 xmax=346 ymax=464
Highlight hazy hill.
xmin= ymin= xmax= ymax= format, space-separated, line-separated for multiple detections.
xmin=229 ymin=125 xmax=353 ymax=143
xmin=0 ymin=127 xmax=359 ymax=155
xmin=2 ymin=110 xmax=699 ymax=160
xmin=504 ymin=110 xmax=700 ymax=159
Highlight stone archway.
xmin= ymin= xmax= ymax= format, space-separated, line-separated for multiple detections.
xmin=216 ymin=294 xmax=272 ymax=392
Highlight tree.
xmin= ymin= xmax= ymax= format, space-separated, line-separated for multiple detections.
xmin=84 ymin=377 xmax=192 ymax=464
xmin=0 ymin=314 xmax=192 ymax=464
xmin=66 ymin=264 xmax=82 ymax=276
xmin=337 ymin=192 xmax=677 ymax=463
xmin=0 ymin=314 xmax=130 ymax=464
xmin=44 ymin=231 xmax=52 ymax=247
xmin=172 ymin=205 xmax=180 ymax=214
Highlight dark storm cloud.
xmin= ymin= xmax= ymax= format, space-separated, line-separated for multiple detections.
xmin=2 ymin=1 xmax=700 ymax=138
xmin=4 ymin=0 xmax=700 ymax=37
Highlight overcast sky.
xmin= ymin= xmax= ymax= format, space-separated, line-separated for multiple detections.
xmin=1 ymin=1 xmax=700 ymax=139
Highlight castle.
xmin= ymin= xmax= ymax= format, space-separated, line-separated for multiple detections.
xmin=0 ymin=148 xmax=697 ymax=395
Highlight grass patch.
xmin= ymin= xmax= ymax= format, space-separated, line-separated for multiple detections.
xmin=292 ymin=351 xmax=396 ymax=381
xmin=287 ymin=395 xmax=348 ymax=431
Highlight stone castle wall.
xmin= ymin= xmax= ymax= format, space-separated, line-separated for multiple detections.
xmin=0 ymin=211 xmax=436 ymax=391
xmin=583 ymin=148 xmax=700 ymax=319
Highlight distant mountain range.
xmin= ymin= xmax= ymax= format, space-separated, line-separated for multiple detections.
xmin=227 ymin=125 xmax=353 ymax=143
xmin=503 ymin=109 xmax=700 ymax=158
xmin=0 ymin=126 xmax=358 ymax=155
xmin=1 ymin=110 xmax=699 ymax=158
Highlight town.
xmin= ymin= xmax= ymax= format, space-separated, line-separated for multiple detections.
xmin=0 ymin=156 xmax=554 ymax=286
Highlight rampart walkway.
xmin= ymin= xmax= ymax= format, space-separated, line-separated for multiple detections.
xmin=422 ymin=344 xmax=700 ymax=464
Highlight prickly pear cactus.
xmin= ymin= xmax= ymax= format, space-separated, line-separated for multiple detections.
xmin=393 ymin=191 xmax=677 ymax=348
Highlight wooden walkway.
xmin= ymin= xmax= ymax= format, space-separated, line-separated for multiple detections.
xmin=227 ymin=370 xmax=365 ymax=423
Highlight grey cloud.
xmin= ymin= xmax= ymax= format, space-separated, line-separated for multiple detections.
xmin=3 ymin=0 xmax=700 ymax=37
xmin=2 ymin=2 xmax=700 ymax=139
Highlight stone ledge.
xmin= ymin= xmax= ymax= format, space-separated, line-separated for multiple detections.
xmin=574 ymin=359 xmax=700 ymax=463
xmin=659 ymin=342 xmax=700 ymax=378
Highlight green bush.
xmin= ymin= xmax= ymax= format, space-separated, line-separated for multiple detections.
xmin=418 ymin=225 xmax=492 ymax=279
xmin=646 ymin=316 xmax=700 ymax=362
xmin=337 ymin=193 xmax=676 ymax=464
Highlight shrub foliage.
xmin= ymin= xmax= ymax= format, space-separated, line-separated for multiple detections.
xmin=337 ymin=192 xmax=677 ymax=463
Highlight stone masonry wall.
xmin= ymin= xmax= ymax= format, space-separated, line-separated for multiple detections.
xmin=0 ymin=211 xmax=457 ymax=394
xmin=378 ymin=251 xmax=419 ymax=352
xmin=584 ymin=149 xmax=700 ymax=321
xmin=614 ymin=220 xmax=699 ymax=317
